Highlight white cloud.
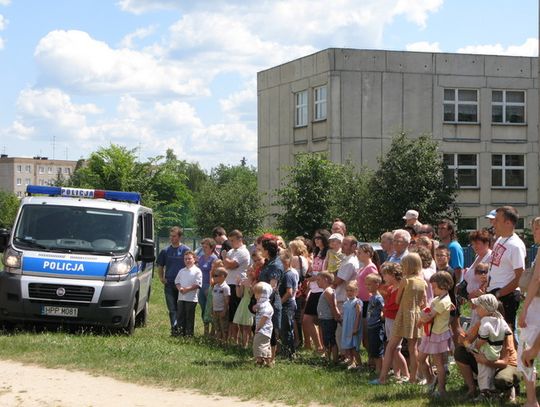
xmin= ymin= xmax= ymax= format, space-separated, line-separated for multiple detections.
xmin=393 ymin=0 xmax=443 ymax=28
xmin=457 ymin=38 xmax=539 ymax=57
xmin=406 ymin=41 xmax=441 ymax=53
xmin=34 ymin=30 xmax=208 ymax=97
xmin=0 ymin=120 xmax=35 ymax=141
xmin=117 ymin=0 xmax=178 ymax=14
xmin=119 ymin=25 xmax=156 ymax=49
xmin=0 ymin=14 xmax=7 ymax=31
xmin=0 ymin=0 xmax=10 ymax=6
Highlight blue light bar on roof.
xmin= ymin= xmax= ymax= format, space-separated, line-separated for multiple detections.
xmin=26 ymin=185 xmax=141 ymax=204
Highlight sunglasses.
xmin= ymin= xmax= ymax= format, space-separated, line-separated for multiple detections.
xmin=474 ymin=269 xmax=488 ymax=275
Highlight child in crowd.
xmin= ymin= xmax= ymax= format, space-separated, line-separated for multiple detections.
xmin=366 ymin=273 xmax=385 ymax=375
xmin=373 ymin=253 xmax=427 ymax=385
xmin=472 ymin=294 xmax=512 ymax=398
xmin=380 ymin=262 xmax=408 ymax=382
xmin=326 ymin=233 xmax=344 ymax=274
xmin=174 ymin=251 xmax=203 ymax=337
xmin=434 ymin=245 xmax=453 ymax=274
xmin=249 ymin=249 xmax=265 ymax=282
xmin=356 ymin=243 xmax=380 ymax=350
xmin=279 ymin=250 xmax=299 ymax=359
xmin=468 ymin=263 xmax=489 ymax=326
xmin=417 ymin=271 xmax=454 ymax=397
xmin=253 ymin=281 xmax=274 ymax=367
xmin=340 ymin=280 xmax=362 ymax=369
xmin=212 ymin=267 xmax=230 ymax=343
xmin=317 ymin=272 xmax=341 ymax=363
xmin=233 ymin=271 xmax=254 ymax=348
xmin=203 ymin=259 xmax=224 ymax=337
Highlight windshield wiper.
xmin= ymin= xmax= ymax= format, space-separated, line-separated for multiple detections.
xmin=14 ymin=237 xmax=49 ymax=250
xmin=69 ymin=248 xmax=116 ymax=256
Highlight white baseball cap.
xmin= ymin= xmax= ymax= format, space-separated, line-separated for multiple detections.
xmin=485 ymin=209 xmax=496 ymax=219
xmin=328 ymin=233 xmax=344 ymax=242
xmin=402 ymin=209 xmax=419 ymax=220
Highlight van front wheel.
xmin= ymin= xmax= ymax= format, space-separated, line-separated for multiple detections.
xmin=123 ymin=307 xmax=136 ymax=336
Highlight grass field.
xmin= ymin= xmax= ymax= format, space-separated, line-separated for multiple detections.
xmin=0 ymin=274 xmax=523 ymax=406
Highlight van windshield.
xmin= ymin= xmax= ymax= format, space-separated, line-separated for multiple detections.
xmin=13 ymin=205 xmax=134 ymax=255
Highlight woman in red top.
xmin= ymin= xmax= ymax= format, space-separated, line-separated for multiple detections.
xmin=380 ymin=262 xmax=409 ymax=382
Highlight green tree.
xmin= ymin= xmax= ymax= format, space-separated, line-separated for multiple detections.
xmin=194 ymin=164 xmax=264 ymax=237
xmin=0 ymin=190 xmax=19 ymax=229
xmin=366 ymin=132 xmax=459 ymax=237
xmin=274 ymin=154 xmax=372 ymax=241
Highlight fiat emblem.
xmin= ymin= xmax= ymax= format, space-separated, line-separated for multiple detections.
xmin=56 ymin=287 xmax=66 ymax=297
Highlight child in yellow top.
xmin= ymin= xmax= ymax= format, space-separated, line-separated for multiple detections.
xmin=326 ymin=233 xmax=344 ymax=274
xmin=417 ymin=271 xmax=454 ymax=397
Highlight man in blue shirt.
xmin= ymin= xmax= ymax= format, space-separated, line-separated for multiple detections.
xmin=437 ymin=219 xmax=464 ymax=285
xmin=157 ymin=226 xmax=190 ymax=335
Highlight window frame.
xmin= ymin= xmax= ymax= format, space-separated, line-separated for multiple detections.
xmin=458 ymin=217 xmax=478 ymax=232
xmin=313 ymin=85 xmax=327 ymax=121
xmin=443 ymin=88 xmax=479 ymax=124
xmin=294 ymin=90 xmax=308 ymax=127
xmin=443 ymin=153 xmax=479 ymax=189
xmin=491 ymin=89 xmax=526 ymax=124
xmin=491 ymin=153 xmax=526 ymax=188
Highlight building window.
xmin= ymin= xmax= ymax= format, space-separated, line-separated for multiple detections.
xmin=492 ymin=90 xmax=525 ymax=124
xmin=16 ymin=178 xmax=21 ymax=186
xmin=443 ymin=89 xmax=478 ymax=123
xmin=25 ymin=165 xmax=31 ymax=173
xmin=39 ymin=179 xmax=45 ymax=186
xmin=39 ymin=166 xmax=44 ymax=174
xmin=516 ymin=218 xmax=525 ymax=230
xmin=491 ymin=154 xmax=525 ymax=187
xmin=314 ymin=85 xmax=327 ymax=121
xmin=47 ymin=167 xmax=52 ymax=174
xmin=64 ymin=168 xmax=70 ymax=174
xmin=16 ymin=192 xmax=22 ymax=198
xmin=24 ymin=178 xmax=31 ymax=185
xmin=294 ymin=90 xmax=308 ymax=127
xmin=458 ymin=217 xmax=478 ymax=232
xmin=16 ymin=165 xmax=22 ymax=172
xmin=57 ymin=167 xmax=62 ymax=174
xmin=443 ymin=153 xmax=478 ymax=188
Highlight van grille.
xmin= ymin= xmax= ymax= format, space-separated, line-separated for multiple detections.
xmin=28 ymin=283 xmax=94 ymax=303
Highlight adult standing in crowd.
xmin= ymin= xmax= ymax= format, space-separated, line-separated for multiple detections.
xmin=212 ymin=226 xmax=232 ymax=260
xmin=437 ymin=219 xmax=464 ymax=285
xmin=331 ymin=219 xmax=347 ymax=236
xmin=197 ymin=238 xmax=218 ymax=332
xmin=258 ymin=237 xmax=284 ymax=363
xmin=380 ymin=232 xmax=393 ymax=263
xmin=223 ymin=229 xmax=250 ymax=344
xmin=463 ymin=230 xmax=492 ymax=300
xmin=387 ymin=229 xmax=410 ymax=264
xmin=403 ymin=209 xmax=422 ymax=227
xmin=303 ymin=229 xmax=330 ymax=353
xmin=332 ymin=235 xmax=360 ymax=353
xmin=156 ymin=226 xmax=190 ymax=335
xmin=488 ymin=206 xmax=525 ymax=333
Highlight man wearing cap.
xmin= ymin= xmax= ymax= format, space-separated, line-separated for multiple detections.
xmin=485 ymin=209 xmax=498 ymax=244
xmin=403 ymin=210 xmax=422 ymax=227
xmin=487 ymin=206 xmax=525 ymax=333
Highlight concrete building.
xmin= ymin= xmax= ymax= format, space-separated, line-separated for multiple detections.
xmin=0 ymin=155 xmax=77 ymax=197
xmin=258 ymin=49 xmax=538 ymax=230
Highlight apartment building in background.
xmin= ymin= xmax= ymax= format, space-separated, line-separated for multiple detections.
xmin=0 ymin=155 xmax=78 ymax=197
xmin=257 ymin=49 xmax=539 ymax=230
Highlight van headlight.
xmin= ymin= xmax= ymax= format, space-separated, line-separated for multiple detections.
xmin=3 ymin=246 xmax=22 ymax=273
xmin=107 ymin=254 xmax=135 ymax=278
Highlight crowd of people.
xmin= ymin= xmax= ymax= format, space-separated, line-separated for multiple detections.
xmin=156 ymin=207 xmax=540 ymax=405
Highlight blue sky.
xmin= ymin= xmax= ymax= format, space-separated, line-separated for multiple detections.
xmin=0 ymin=0 xmax=537 ymax=168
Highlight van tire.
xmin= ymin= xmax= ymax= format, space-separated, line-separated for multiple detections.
xmin=123 ymin=307 xmax=136 ymax=336
xmin=135 ymin=300 xmax=148 ymax=328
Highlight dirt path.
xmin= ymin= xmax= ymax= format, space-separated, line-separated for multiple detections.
xmin=0 ymin=360 xmax=285 ymax=407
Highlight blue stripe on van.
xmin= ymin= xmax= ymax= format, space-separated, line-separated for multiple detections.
xmin=22 ymin=257 xmax=109 ymax=277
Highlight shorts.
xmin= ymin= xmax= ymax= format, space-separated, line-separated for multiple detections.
xmin=213 ymin=311 xmax=229 ymax=335
xmin=319 ymin=318 xmax=337 ymax=347
xmin=367 ymin=324 xmax=385 ymax=358
xmin=384 ymin=318 xmax=402 ymax=350
xmin=253 ymin=332 xmax=272 ymax=358
xmin=228 ymin=285 xmax=240 ymax=322
xmin=304 ymin=292 xmax=321 ymax=316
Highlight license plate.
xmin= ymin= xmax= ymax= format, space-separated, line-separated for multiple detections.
xmin=41 ymin=306 xmax=78 ymax=317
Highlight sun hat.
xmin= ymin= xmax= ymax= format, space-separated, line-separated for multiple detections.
xmin=328 ymin=233 xmax=344 ymax=242
xmin=403 ymin=209 xmax=419 ymax=220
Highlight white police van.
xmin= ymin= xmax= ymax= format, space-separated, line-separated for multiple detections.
xmin=0 ymin=185 xmax=155 ymax=335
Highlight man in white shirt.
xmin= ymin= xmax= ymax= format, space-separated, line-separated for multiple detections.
xmin=222 ymin=229 xmax=250 ymax=343
xmin=487 ymin=206 xmax=526 ymax=333
xmin=332 ymin=235 xmax=360 ymax=353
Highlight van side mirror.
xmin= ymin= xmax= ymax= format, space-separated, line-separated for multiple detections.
xmin=137 ymin=239 xmax=155 ymax=262
xmin=0 ymin=229 xmax=10 ymax=253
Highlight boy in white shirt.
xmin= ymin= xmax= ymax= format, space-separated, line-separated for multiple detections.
xmin=212 ymin=267 xmax=230 ymax=343
xmin=174 ymin=251 xmax=202 ymax=337
xmin=253 ymin=281 xmax=274 ymax=367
